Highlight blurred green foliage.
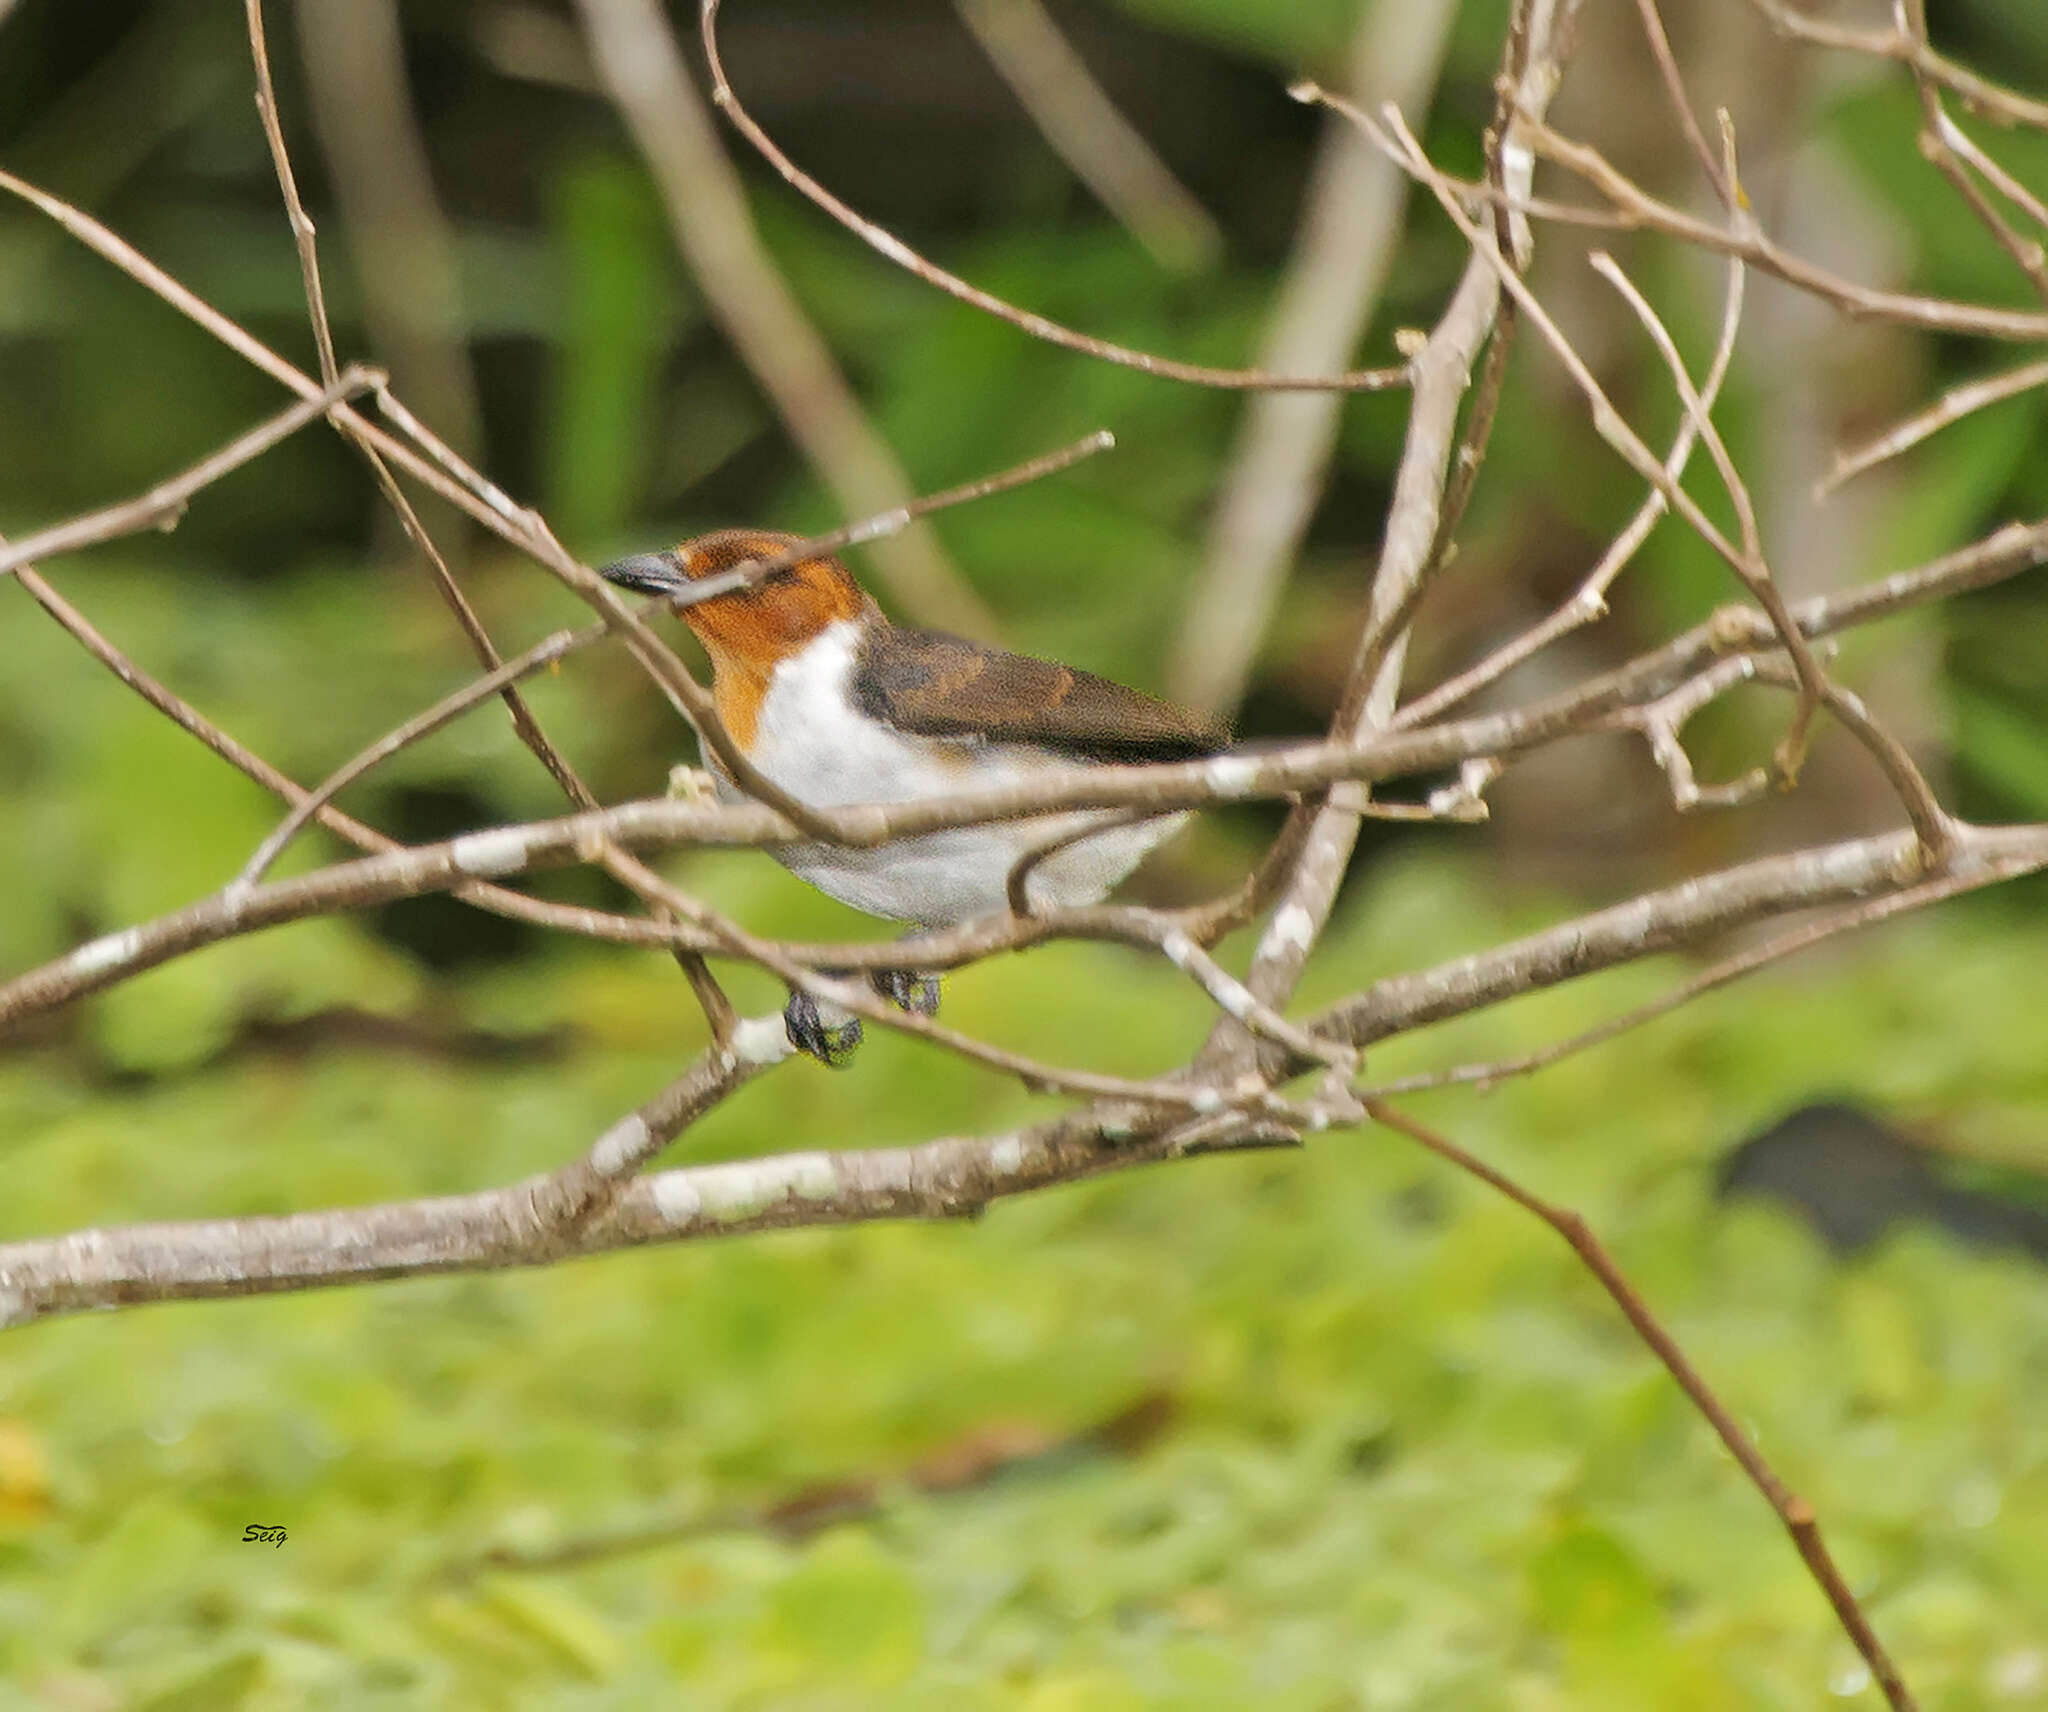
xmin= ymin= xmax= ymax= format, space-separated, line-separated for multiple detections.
xmin=3 ymin=0 xmax=2048 ymax=1704
xmin=3 ymin=865 xmax=2047 ymax=1707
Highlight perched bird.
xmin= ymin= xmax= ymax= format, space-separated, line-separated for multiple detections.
xmin=600 ymin=530 xmax=1228 ymax=1062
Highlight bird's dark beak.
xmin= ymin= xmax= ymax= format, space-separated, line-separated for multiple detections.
xmin=598 ymin=552 xmax=688 ymax=598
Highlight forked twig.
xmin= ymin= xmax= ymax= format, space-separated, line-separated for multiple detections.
xmin=1396 ymin=245 xmax=1746 ymax=729
xmin=0 ymin=367 xmax=380 ymax=578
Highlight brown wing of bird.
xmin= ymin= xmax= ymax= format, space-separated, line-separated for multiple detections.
xmin=853 ymin=627 xmax=1229 ymax=763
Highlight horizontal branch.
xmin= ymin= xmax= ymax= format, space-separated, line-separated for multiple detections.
xmin=1312 ymin=821 xmax=2048 ymax=1060
xmin=11 ymin=499 xmax=2048 ymax=1027
xmin=10 ymin=822 xmax=2046 ymax=1330
xmin=0 ymin=1046 xmax=1208 ymax=1327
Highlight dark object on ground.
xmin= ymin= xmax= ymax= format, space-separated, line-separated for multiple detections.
xmin=1719 ymin=1100 xmax=2048 ymax=1260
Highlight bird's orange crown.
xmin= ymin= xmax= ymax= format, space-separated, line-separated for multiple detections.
xmin=600 ymin=529 xmax=872 ymax=746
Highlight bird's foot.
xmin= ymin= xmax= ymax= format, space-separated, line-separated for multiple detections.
xmin=784 ymin=989 xmax=864 ymax=1069
xmin=783 ymin=967 xmax=939 ymax=1067
xmin=873 ymin=967 xmax=941 ymax=1018
xmin=666 ymin=764 xmax=720 ymax=804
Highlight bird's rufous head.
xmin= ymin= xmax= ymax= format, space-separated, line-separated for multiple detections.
xmin=598 ymin=530 xmax=872 ymax=679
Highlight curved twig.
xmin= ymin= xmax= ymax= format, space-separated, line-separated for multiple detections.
xmin=696 ymin=0 xmax=1408 ymax=395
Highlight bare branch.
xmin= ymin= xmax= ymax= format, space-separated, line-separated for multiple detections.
xmin=1362 ymin=1101 xmax=1918 ymax=1712
xmin=1819 ymin=356 xmax=2048 ymax=497
xmin=0 ymin=366 xmax=380 ymax=578
xmin=694 ymin=0 xmax=1408 ymax=395
xmin=1366 ymin=860 xmax=2021 ymax=1101
xmin=0 ymin=1058 xmax=1260 ymax=1329
xmin=1319 ymin=823 xmax=2048 ymax=1064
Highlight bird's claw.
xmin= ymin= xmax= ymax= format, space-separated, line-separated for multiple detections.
xmin=784 ymin=968 xmax=940 ymax=1067
xmin=873 ymin=967 xmax=941 ymax=1018
xmin=666 ymin=764 xmax=719 ymax=805
xmin=784 ymin=990 xmax=864 ymax=1068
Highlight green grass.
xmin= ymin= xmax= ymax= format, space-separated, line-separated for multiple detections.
xmin=3 ymin=854 xmax=2045 ymax=1709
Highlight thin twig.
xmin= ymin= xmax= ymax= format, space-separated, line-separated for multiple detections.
xmin=1818 ymin=356 xmax=2048 ymax=497
xmin=291 ymin=0 xmax=487 ymax=461
xmin=1362 ymin=1100 xmax=1918 ymax=1712
xmin=233 ymin=626 xmax=596 ymax=891
xmin=1167 ymin=0 xmax=1458 ymax=714
xmin=1629 ymin=0 xmax=1730 ymax=203
xmin=0 ymin=367 xmax=381 ymax=578
xmin=246 ymin=0 xmax=338 ymax=384
xmin=645 ymin=430 xmax=1115 ymax=613
xmin=696 ymin=0 xmax=1409 ymax=396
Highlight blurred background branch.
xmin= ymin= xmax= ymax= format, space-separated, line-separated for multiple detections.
xmin=574 ymin=0 xmax=999 ymax=638
xmin=956 ymin=0 xmax=1222 ymax=274
xmin=1168 ymin=0 xmax=1457 ymax=716
xmin=294 ymin=0 xmax=486 ymax=478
